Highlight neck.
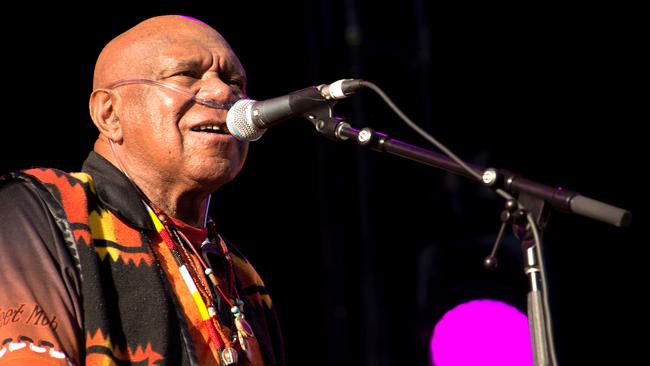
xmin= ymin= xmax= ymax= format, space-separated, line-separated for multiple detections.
xmin=140 ymin=184 xmax=210 ymax=227
xmin=95 ymin=140 xmax=211 ymax=227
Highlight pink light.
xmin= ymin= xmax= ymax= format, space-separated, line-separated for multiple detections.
xmin=430 ymin=299 xmax=532 ymax=366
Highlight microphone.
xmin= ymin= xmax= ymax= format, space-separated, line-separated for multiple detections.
xmin=226 ymin=79 xmax=363 ymax=141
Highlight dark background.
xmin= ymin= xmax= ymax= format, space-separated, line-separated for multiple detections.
xmin=2 ymin=2 xmax=645 ymax=365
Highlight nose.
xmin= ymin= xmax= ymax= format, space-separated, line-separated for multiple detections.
xmin=195 ymin=74 xmax=241 ymax=105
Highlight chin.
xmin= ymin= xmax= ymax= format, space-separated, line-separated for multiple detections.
xmin=185 ymin=151 xmax=245 ymax=185
xmin=193 ymin=164 xmax=241 ymax=190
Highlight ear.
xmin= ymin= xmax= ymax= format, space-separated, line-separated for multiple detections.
xmin=89 ymin=89 xmax=123 ymax=143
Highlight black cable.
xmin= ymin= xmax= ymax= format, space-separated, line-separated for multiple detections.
xmin=360 ymin=79 xmax=558 ymax=365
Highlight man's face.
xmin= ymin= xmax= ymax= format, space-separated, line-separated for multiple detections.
xmin=115 ymin=28 xmax=249 ymax=192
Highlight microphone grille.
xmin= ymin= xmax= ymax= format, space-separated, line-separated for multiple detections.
xmin=226 ymin=99 xmax=265 ymax=141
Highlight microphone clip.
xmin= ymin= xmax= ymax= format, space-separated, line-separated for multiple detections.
xmin=304 ymin=103 xmax=348 ymax=141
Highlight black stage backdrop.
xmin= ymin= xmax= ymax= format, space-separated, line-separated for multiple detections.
xmin=2 ymin=2 xmax=644 ymax=365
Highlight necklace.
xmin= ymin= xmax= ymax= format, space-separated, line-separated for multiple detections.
xmin=143 ymin=202 xmax=254 ymax=365
xmin=106 ymin=145 xmax=255 ymax=364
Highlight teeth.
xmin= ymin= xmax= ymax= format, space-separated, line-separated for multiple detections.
xmin=193 ymin=124 xmax=225 ymax=132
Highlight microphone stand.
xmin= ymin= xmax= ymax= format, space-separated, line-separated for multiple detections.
xmin=306 ymin=110 xmax=632 ymax=365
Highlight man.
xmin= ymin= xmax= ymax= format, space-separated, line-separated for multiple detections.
xmin=0 ymin=15 xmax=284 ymax=365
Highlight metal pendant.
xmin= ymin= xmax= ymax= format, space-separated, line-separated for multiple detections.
xmin=221 ymin=347 xmax=238 ymax=365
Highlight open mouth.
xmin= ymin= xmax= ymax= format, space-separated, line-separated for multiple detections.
xmin=190 ymin=123 xmax=229 ymax=135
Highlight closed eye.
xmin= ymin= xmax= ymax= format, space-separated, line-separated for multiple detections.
xmin=224 ymin=75 xmax=246 ymax=90
xmin=227 ymin=78 xmax=244 ymax=88
xmin=172 ymin=71 xmax=199 ymax=79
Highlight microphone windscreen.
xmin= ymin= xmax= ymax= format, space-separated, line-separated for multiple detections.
xmin=226 ymin=99 xmax=265 ymax=141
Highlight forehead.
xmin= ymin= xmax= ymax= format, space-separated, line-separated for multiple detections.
xmin=143 ymin=33 xmax=243 ymax=72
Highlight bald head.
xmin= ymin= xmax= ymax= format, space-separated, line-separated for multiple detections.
xmin=93 ymin=15 xmax=232 ymax=89
xmin=88 ymin=15 xmax=249 ymax=224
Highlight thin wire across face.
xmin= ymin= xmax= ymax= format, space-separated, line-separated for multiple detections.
xmin=106 ymin=78 xmax=238 ymax=109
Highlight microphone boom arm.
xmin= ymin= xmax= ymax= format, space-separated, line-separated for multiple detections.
xmin=312 ymin=115 xmax=630 ymax=227
xmin=305 ymin=105 xmax=631 ymax=366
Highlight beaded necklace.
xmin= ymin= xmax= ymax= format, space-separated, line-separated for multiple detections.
xmin=144 ymin=202 xmax=254 ymax=365
xmin=106 ymin=140 xmax=254 ymax=363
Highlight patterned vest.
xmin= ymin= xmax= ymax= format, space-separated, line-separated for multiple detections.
xmin=10 ymin=168 xmax=281 ymax=365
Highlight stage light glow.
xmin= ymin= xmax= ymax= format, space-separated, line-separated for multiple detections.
xmin=430 ymin=299 xmax=532 ymax=366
